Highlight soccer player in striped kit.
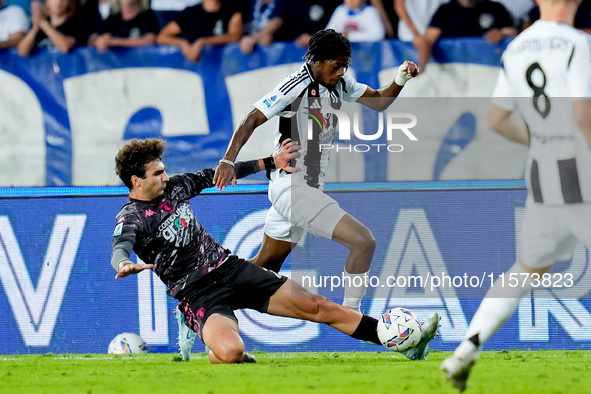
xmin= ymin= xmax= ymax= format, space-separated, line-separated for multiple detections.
xmin=442 ymin=0 xmax=591 ymax=391
xmin=212 ymin=28 xmax=441 ymax=360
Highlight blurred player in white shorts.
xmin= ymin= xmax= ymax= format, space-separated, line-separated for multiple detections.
xmin=442 ymin=0 xmax=591 ymax=391
xmin=264 ymin=169 xmax=346 ymax=242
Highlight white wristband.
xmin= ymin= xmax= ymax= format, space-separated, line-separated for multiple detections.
xmin=395 ymin=61 xmax=413 ymax=87
xmin=219 ymin=159 xmax=234 ymax=167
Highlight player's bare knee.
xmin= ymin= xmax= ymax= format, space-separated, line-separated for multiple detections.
xmin=213 ymin=343 xmax=244 ymax=364
xmin=351 ymin=229 xmax=376 ymax=255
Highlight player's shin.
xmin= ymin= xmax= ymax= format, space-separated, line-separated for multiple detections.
xmin=456 ymin=262 xmax=535 ymax=358
xmin=342 ymin=270 xmax=369 ymax=313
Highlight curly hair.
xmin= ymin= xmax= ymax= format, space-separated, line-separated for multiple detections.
xmin=303 ymin=29 xmax=352 ymax=63
xmin=115 ymin=138 xmax=166 ymax=189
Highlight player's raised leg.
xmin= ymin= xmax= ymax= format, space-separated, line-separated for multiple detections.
xmin=267 ymin=279 xmax=379 ymax=341
xmin=250 ymin=234 xmax=294 ymax=273
xmin=331 ymin=214 xmax=377 ymax=313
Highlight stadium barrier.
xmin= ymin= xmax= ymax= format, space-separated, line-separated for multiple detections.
xmin=0 ymin=182 xmax=589 ymax=354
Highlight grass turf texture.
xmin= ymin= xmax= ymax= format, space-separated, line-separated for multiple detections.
xmin=0 ymin=350 xmax=589 ymax=393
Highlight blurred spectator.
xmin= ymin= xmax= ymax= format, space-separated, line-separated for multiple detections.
xmin=156 ymin=0 xmax=242 ymax=62
xmin=258 ymin=0 xmax=340 ymax=47
xmin=523 ymin=1 xmax=591 ymax=33
xmin=79 ymin=0 xmax=115 ymax=33
xmin=492 ymin=0 xmax=533 ymax=26
xmin=239 ymin=0 xmax=276 ymax=54
xmin=417 ymin=0 xmax=517 ymax=70
xmin=150 ymin=0 xmax=199 ymax=30
xmin=574 ymin=0 xmax=591 ymax=32
xmin=89 ymin=0 xmax=158 ymax=52
xmin=0 ymin=0 xmax=29 ymax=49
xmin=325 ymin=0 xmax=385 ymax=42
xmin=17 ymin=0 xmax=92 ymax=56
xmin=394 ymin=0 xmax=448 ymax=42
xmin=370 ymin=0 xmax=397 ymax=38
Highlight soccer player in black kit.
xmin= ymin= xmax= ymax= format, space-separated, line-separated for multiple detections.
xmin=111 ymin=138 xmax=427 ymax=364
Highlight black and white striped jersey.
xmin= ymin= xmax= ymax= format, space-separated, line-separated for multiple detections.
xmin=253 ymin=63 xmax=367 ymax=188
xmin=492 ymin=20 xmax=591 ymax=205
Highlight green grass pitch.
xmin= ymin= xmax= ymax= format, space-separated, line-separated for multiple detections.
xmin=0 ymin=351 xmax=589 ymax=393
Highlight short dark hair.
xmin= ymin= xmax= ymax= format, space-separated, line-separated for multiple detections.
xmin=304 ymin=29 xmax=352 ymax=63
xmin=115 ymin=138 xmax=166 ymax=189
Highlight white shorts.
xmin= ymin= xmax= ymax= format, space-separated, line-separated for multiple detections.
xmin=263 ymin=170 xmax=347 ymax=243
xmin=520 ymin=196 xmax=591 ymax=269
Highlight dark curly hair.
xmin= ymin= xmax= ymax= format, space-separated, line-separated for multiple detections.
xmin=303 ymin=29 xmax=352 ymax=63
xmin=115 ymin=138 xmax=166 ymax=189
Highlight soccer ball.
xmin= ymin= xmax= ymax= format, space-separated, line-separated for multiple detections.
xmin=108 ymin=332 xmax=149 ymax=354
xmin=377 ymin=307 xmax=423 ymax=352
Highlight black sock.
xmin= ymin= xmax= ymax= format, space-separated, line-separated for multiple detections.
xmin=351 ymin=315 xmax=381 ymax=345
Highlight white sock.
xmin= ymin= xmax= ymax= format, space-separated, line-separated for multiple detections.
xmin=456 ymin=262 xmax=534 ymax=358
xmin=342 ymin=270 xmax=369 ymax=311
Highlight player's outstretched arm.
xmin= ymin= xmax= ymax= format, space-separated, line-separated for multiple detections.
xmin=357 ymin=60 xmax=419 ymax=111
xmin=213 ymin=108 xmax=269 ymax=189
xmin=214 ymin=138 xmax=302 ymax=190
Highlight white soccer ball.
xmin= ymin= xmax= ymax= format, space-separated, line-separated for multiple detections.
xmin=377 ymin=307 xmax=423 ymax=352
xmin=108 ymin=332 xmax=149 ymax=354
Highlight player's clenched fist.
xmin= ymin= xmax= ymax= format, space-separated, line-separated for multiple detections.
xmin=395 ymin=60 xmax=419 ymax=87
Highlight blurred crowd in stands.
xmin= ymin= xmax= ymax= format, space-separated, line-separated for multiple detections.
xmin=1 ymin=0 xmax=591 ymax=67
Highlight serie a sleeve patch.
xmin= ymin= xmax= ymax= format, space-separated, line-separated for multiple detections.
xmin=113 ymin=223 xmax=123 ymax=236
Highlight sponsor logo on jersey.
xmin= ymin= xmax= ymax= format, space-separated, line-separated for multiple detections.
xmin=158 ymin=204 xmax=193 ymax=246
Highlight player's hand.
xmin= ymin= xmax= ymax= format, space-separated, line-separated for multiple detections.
xmin=213 ymin=162 xmax=237 ymax=191
xmin=395 ymin=60 xmax=419 ymax=86
xmin=115 ymin=262 xmax=154 ymax=279
xmin=273 ymin=138 xmax=302 ymax=173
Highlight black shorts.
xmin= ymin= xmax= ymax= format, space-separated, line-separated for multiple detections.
xmin=176 ymin=256 xmax=288 ymax=340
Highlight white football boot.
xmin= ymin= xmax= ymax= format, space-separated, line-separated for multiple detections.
xmin=401 ymin=312 xmax=441 ymax=360
xmin=175 ymin=306 xmax=197 ymax=361
xmin=440 ymin=351 xmax=478 ymax=392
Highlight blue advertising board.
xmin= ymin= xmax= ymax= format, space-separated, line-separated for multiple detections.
xmin=0 ymin=183 xmax=589 ymax=354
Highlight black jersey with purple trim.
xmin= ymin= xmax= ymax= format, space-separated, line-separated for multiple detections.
xmin=112 ymin=169 xmax=229 ymax=297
